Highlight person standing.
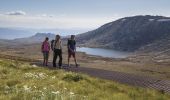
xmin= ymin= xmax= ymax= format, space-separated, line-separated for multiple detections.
xmin=51 ymin=35 xmax=62 ymax=69
xmin=67 ymin=35 xmax=78 ymax=67
xmin=41 ymin=37 xmax=50 ymax=66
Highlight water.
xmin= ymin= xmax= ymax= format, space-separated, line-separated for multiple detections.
xmin=0 ymin=33 xmax=34 ymax=40
xmin=77 ymin=47 xmax=131 ymax=58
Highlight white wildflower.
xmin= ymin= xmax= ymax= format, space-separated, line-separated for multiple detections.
xmin=52 ymin=76 xmax=56 ymax=79
xmin=43 ymin=87 xmax=47 ymax=90
xmin=39 ymin=90 xmax=42 ymax=93
xmin=24 ymin=73 xmax=34 ymax=78
xmin=34 ymin=86 xmax=37 ymax=88
xmin=38 ymin=73 xmax=48 ymax=79
xmin=70 ymin=92 xmax=74 ymax=95
xmin=64 ymin=87 xmax=67 ymax=90
xmin=84 ymin=96 xmax=87 ymax=98
xmin=5 ymin=85 xmax=10 ymax=89
xmin=42 ymin=92 xmax=45 ymax=96
xmin=52 ymin=91 xmax=60 ymax=95
xmin=24 ymin=72 xmax=48 ymax=79
xmin=23 ymin=85 xmax=31 ymax=91
xmin=32 ymin=64 xmax=38 ymax=67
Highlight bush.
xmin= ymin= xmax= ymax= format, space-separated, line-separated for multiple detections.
xmin=62 ymin=73 xmax=83 ymax=82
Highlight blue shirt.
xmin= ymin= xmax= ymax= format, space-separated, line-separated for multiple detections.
xmin=67 ymin=39 xmax=76 ymax=50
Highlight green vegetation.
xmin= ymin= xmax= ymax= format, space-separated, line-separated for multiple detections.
xmin=0 ymin=59 xmax=169 ymax=100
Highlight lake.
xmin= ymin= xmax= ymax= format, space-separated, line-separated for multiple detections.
xmin=77 ymin=47 xmax=131 ymax=58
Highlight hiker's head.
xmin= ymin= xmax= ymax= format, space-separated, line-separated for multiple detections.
xmin=56 ymin=35 xmax=60 ymax=40
xmin=45 ymin=37 xmax=49 ymax=41
xmin=71 ymin=35 xmax=75 ymax=40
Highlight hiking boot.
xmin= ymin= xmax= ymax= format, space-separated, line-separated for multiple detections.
xmin=76 ymin=64 xmax=79 ymax=68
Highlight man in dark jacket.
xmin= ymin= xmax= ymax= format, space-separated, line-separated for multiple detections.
xmin=67 ymin=35 xmax=78 ymax=67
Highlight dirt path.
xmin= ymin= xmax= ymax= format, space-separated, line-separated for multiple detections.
xmin=33 ymin=62 xmax=170 ymax=94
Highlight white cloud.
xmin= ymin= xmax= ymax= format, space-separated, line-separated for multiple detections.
xmin=41 ymin=14 xmax=48 ymax=17
xmin=0 ymin=12 xmax=120 ymax=29
xmin=6 ymin=11 xmax=26 ymax=16
xmin=41 ymin=14 xmax=54 ymax=18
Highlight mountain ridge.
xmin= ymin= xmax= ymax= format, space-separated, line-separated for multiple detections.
xmin=77 ymin=15 xmax=170 ymax=52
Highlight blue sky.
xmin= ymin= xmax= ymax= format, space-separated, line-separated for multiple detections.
xmin=0 ymin=0 xmax=170 ymax=30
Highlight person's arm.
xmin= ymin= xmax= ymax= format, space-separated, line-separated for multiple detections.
xmin=74 ymin=41 xmax=76 ymax=52
xmin=41 ymin=42 xmax=44 ymax=52
xmin=60 ymin=40 xmax=62 ymax=50
xmin=67 ymin=40 xmax=72 ymax=51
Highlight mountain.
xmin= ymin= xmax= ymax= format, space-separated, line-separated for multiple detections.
xmin=13 ymin=33 xmax=56 ymax=44
xmin=77 ymin=15 xmax=170 ymax=51
xmin=0 ymin=28 xmax=34 ymax=39
xmin=27 ymin=28 xmax=89 ymax=36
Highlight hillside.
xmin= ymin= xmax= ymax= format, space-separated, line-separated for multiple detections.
xmin=77 ymin=15 xmax=170 ymax=52
xmin=0 ymin=59 xmax=169 ymax=99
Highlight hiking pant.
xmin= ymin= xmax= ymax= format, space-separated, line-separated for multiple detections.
xmin=43 ymin=51 xmax=49 ymax=60
xmin=53 ymin=49 xmax=62 ymax=67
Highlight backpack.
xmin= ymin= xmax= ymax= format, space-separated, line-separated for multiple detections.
xmin=51 ymin=40 xmax=55 ymax=50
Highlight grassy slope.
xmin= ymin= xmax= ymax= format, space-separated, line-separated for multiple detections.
xmin=0 ymin=59 xmax=170 ymax=100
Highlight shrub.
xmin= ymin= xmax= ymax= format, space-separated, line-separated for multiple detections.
xmin=62 ymin=73 xmax=83 ymax=82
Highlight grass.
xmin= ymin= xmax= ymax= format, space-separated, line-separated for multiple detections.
xmin=0 ymin=59 xmax=170 ymax=100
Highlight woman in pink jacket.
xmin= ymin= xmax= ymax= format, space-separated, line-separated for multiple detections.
xmin=41 ymin=37 xmax=50 ymax=66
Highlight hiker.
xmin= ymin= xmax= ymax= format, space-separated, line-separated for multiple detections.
xmin=51 ymin=35 xmax=62 ymax=68
xmin=67 ymin=35 xmax=78 ymax=67
xmin=41 ymin=37 xmax=50 ymax=66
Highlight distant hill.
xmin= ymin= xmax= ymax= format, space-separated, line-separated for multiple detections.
xmin=13 ymin=33 xmax=56 ymax=44
xmin=77 ymin=15 xmax=170 ymax=52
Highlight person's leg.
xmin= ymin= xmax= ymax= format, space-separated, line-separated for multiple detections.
xmin=58 ymin=49 xmax=62 ymax=68
xmin=68 ymin=51 xmax=71 ymax=67
xmin=53 ymin=50 xmax=57 ymax=67
xmin=45 ymin=52 xmax=47 ymax=66
xmin=43 ymin=52 xmax=45 ymax=66
xmin=73 ymin=52 xmax=78 ymax=67
xmin=55 ymin=49 xmax=59 ymax=68
xmin=46 ymin=52 xmax=49 ymax=66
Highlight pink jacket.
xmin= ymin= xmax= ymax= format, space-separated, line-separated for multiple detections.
xmin=42 ymin=41 xmax=50 ymax=52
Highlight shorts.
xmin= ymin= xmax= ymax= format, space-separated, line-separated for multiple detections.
xmin=68 ymin=50 xmax=75 ymax=58
xmin=43 ymin=51 xmax=49 ymax=60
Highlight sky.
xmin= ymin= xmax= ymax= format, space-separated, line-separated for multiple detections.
xmin=0 ymin=0 xmax=170 ymax=30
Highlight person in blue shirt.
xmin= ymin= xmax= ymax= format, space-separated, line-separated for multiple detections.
xmin=67 ymin=35 xmax=78 ymax=67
